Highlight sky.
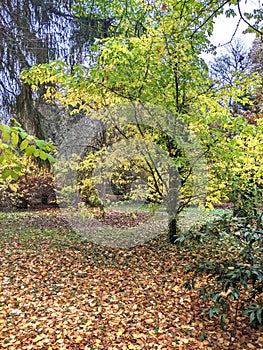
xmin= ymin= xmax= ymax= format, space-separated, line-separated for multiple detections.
xmin=202 ymin=0 xmax=260 ymax=62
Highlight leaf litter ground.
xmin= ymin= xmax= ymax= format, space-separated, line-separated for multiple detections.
xmin=0 ymin=209 xmax=262 ymax=350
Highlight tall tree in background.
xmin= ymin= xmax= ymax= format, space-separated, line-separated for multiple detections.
xmin=0 ymin=0 xmax=112 ymax=139
xmin=250 ymin=35 xmax=263 ymax=81
xmin=209 ymin=39 xmax=250 ymax=86
xmin=209 ymin=35 xmax=263 ymax=218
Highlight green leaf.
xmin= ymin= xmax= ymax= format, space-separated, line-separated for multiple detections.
xmin=0 ymin=155 xmax=5 ymax=164
xmin=39 ymin=150 xmax=48 ymax=160
xmin=256 ymin=308 xmax=262 ymax=324
xmin=249 ymin=311 xmax=255 ymax=324
xmin=10 ymin=171 xmax=19 ymax=181
xmin=1 ymin=169 xmax=12 ymax=180
xmin=46 ymin=154 xmax=56 ymax=162
xmin=34 ymin=149 xmax=40 ymax=157
xmin=20 ymin=131 xmax=28 ymax=139
xmin=154 ymin=326 xmax=159 ymax=333
xmin=2 ymin=128 xmax=10 ymax=142
xmin=25 ymin=145 xmax=37 ymax=156
xmin=11 ymin=132 xmax=19 ymax=147
xmin=20 ymin=139 xmax=29 ymax=151
xmin=220 ymin=314 xmax=226 ymax=330
xmin=1 ymin=169 xmax=19 ymax=180
xmin=35 ymin=139 xmax=47 ymax=149
xmin=209 ymin=307 xmax=217 ymax=318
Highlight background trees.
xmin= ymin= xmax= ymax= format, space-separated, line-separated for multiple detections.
xmin=0 ymin=0 xmax=262 ymax=228
xmin=19 ymin=0 xmax=262 ymax=242
xmin=250 ymin=35 xmax=263 ymax=84
xmin=1 ymin=0 xmax=261 ymax=136
xmin=207 ymin=35 xmax=263 ymax=217
xmin=0 ymin=0 xmax=112 ymax=140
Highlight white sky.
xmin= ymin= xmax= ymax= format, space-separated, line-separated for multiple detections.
xmin=202 ymin=0 xmax=261 ymax=62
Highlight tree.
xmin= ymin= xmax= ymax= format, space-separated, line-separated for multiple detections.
xmin=250 ymin=35 xmax=263 ymax=84
xmin=0 ymin=0 xmax=113 ymax=140
xmin=21 ymin=0 xmax=263 ymax=242
xmin=208 ymin=36 xmax=263 ymax=217
xmin=209 ymin=39 xmax=250 ymax=86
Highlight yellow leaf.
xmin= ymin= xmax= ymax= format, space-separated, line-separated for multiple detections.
xmin=145 ymin=318 xmax=154 ymax=324
xmin=75 ymin=336 xmax=82 ymax=343
xmin=36 ymin=341 xmax=45 ymax=346
xmin=132 ymin=333 xmax=143 ymax=339
xmin=32 ymin=334 xmax=46 ymax=343
xmin=97 ymin=306 xmax=102 ymax=313
xmin=116 ymin=329 xmax=125 ymax=336
xmin=8 ymin=184 xmax=18 ymax=192
xmin=107 ymin=333 xmax=115 ymax=340
xmin=258 ymin=336 xmax=263 ymax=343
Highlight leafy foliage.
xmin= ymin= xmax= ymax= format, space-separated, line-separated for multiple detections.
xmin=184 ymin=212 xmax=263 ymax=329
xmin=0 ymin=120 xmax=55 ymax=181
xmin=0 ymin=159 xmax=55 ymax=209
xmin=1 ymin=2 xmax=263 ymax=347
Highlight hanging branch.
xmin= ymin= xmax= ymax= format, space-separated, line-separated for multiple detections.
xmin=237 ymin=1 xmax=263 ymax=37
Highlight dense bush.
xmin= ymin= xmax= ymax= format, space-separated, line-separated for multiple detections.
xmin=182 ymin=212 xmax=263 ymax=329
xmin=56 ymin=151 xmax=164 ymax=208
xmin=0 ymin=159 xmax=55 ymax=209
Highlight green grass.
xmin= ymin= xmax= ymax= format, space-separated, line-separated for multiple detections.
xmin=0 ymin=210 xmax=80 ymax=250
xmin=0 ymin=206 xmax=230 ymax=245
xmin=107 ymin=200 xmax=162 ymax=213
xmin=178 ymin=207 xmax=231 ymax=232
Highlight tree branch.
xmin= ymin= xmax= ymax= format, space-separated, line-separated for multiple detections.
xmin=237 ymin=1 xmax=263 ymax=37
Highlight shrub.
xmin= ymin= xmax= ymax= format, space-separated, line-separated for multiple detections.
xmin=0 ymin=158 xmax=55 ymax=209
xmin=183 ymin=212 xmax=263 ymax=329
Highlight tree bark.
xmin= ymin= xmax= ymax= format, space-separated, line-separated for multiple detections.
xmin=14 ymin=84 xmax=45 ymax=139
xmin=167 ymin=166 xmax=180 ymax=243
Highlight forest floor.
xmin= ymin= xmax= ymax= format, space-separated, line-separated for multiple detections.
xmin=0 ymin=209 xmax=262 ymax=350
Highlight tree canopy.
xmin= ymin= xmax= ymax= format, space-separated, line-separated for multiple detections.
xmin=17 ymin=0 xmax=262 ymax=241
xmin=0 ymin=0 xmax=113 ymax=139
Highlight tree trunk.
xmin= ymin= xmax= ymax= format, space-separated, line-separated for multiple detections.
xmin=168 ymin=216 xmax=179 ymax=243
xmin=167 ymin=166 xmax=180 ymax=243
xmin=14 ymin=84 xmax=45 ymax=139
